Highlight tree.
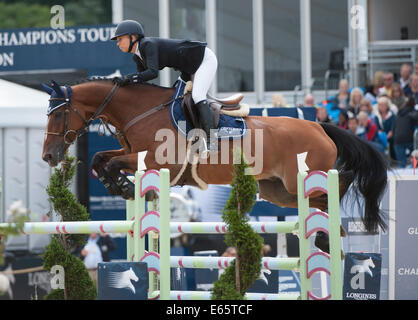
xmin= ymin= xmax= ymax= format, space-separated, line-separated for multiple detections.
xmin=212 ymin=151 xmax=263 ymax=300
xmin=0 ymin=0 xmax=112 ymax=29
xmin=42 ymin=155 xmax=96 ymax=300
xmin=0 ymin=3 xmax=51 ymax=29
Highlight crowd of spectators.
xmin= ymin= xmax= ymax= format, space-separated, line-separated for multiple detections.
xmin=325 ymin=64 xmax=418 ymax=168
xmin=271 ymin=63 xmax=418 ymax=168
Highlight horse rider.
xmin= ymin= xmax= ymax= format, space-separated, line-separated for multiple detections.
xmin=111 ymin=20 xmax=218 ymax=154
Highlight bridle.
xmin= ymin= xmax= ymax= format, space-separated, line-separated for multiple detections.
xmin=45 ymin=84 xmax=120 ymax=144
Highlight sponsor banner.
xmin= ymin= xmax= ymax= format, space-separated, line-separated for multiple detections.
xmin=393 ymin=179 xmax=418 ymax=299
xmin=0 ymin=255 xmax=51 ymax=300
xmin=98 ymin=262 xmax=148 ymax=300
xmin=343 ymin=252 xmax=381 ymax=300
xmin=278 ymin=270 xmax=301 ymax=294
xmin=0 ymin=24 xmax=129 ymax=75
xmin=341 ymin=217 xmax=378 ymax=236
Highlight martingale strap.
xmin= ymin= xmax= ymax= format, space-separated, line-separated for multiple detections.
xmin=122 ymin=94 xmax=184 ymax=134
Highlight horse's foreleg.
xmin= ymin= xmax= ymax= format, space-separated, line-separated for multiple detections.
xmin=106 ymin=153 xmax=138 ymax=200
xmin=92 ymin=149 xmax=126 ymax=196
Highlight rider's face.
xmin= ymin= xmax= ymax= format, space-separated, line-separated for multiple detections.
xmin=116 ymin=35 xmax=132 ymax=53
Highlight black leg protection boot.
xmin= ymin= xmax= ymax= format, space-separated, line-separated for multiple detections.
xmin=195 ymin=100 xmax=218 ymax=155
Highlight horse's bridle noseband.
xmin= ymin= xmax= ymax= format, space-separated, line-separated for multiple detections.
xmin=45 ymin=84 xmax=120 ymax=144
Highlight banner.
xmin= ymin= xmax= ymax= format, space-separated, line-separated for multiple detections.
xmin=98 ymin=262 xmax=148 ymax=300
xmin=343 ymin=252 xmax=381 ymax=300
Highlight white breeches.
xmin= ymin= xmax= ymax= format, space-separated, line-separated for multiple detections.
xmin=192 ymin=47 xmax=218 ymax=104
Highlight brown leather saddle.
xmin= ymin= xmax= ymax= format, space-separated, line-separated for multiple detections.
xmin=181 ymin=93 xmax=244 ymax=129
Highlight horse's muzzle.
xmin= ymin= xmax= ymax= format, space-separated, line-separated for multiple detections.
xmin=42 ymin=152 xmax=59 ymax=167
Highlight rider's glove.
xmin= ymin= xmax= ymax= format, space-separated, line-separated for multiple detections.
xmin=112 ymin=76 xmax=130 ymax=86
xmin=125 ymin=73 xmax=142 ymax=84
xmin=112 ymin=74 xmax=142 ymax=86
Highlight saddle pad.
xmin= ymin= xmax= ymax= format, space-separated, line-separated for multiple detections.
xmin=169 ymin=78 xmax=247 ymax=140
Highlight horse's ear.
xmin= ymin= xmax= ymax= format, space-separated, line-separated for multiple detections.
xmin=50 ymin=80 xmax=64 ymax=96
xmin=41 ymin=83 xmax=54 ymax=95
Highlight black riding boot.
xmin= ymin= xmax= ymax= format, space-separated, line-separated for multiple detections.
xmin=195 ymin=100 xmax=218 ymax=155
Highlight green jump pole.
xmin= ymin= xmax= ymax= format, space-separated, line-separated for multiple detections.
xmin=159 ymin=169 xmax=171 ymax=300
xmin=297 ymin=171 xmax=312 ymax=300
xmin=327 ymin=169 xmax=343 ymax=300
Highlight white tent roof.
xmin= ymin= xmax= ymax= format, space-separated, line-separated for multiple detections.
xmin=0 ymin=79 xmax=49 ymax=127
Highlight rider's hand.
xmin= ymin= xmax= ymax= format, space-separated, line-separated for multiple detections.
xmin=125 ymin=73 xmax=141 ymax=84
xmin=112 ymin=74 xmax=142 ymax=86
xmin=112 ymin=76 xmax=130 ymax=86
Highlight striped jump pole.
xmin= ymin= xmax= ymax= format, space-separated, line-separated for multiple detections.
xmin=126 ymin=169 xmax=171 ymax=300
xmin=1 ymin=168 xmax=342 ymax=300
xmin=297 ymin=169 xmax=343 ymax=300
xmin=128 ymin=168 xmax=343 ymax=300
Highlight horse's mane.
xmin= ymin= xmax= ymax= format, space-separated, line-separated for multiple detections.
xmin=72 ymin=76 xmax=169 ymax=90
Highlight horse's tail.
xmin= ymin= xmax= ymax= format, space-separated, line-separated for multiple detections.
xmin=319 ymin=122 xmax=389 ymax=233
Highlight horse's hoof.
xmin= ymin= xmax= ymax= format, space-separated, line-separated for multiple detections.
xmin=99 ymin=176 xmax=122 ymax=196
xmin=116 ymin=174 xmax=135 ymax=200
xmin=314 ymin=231 xmax=330 ymax=253
xmin=315 ymin=231 xmax=345 ymax=260
xmin=145 ymin=190 xmax=157 ymax=202
xmin=340 ymin=225 xmax=347 ymax=237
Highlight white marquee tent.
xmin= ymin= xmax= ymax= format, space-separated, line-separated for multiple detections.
xmin=0 ymin=79 xmax=52 ymax=252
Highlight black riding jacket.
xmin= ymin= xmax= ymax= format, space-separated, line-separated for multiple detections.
xmin=132 ymin=37 xmax=207 ymax=82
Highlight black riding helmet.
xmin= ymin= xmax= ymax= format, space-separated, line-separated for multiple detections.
xmin=111 ymin=20 xmax=145 ymax=52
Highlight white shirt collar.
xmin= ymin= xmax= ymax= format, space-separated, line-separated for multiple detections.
xmin=134 ymin=43 xmax=142 ymax=60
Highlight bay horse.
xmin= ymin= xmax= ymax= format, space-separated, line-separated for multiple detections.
xmin=41 ymin=79 xmax=389 ymax=253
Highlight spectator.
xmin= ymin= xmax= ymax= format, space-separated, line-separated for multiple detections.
xmin=378 ymin=91 xmax=398 ymax=115
xmin=271 ymin=93 xmax=288 ymax=108
xmin=374 ymin=96 xmax=396 ymax=158
xmin=81 ymin=233 xmax=103 ymax=287
xmin=337 ymin=109 xmax=349 ymax=130
xmin=379 ymin=72 xmax=394 ymax=97
xmin=414 ymin=61 xmax=418 ymax=75
xmin=347 ymin=113 xmax=366 ymax=139
xmin=262 ymin=244 xmax=272 ymax=257
xmin=358 ymin=111 xmax=385 ymax=152
xmin=373 ymin=70 xmax=385 ymax=88
xmin=364 ymin=83 xmax=380 ymax=104
xmin=303 ymin=93 xmax=317 ymax=108
xmin=348 ymin=87 xmax=364 ymax=115
xmin=404 ymin=73 xmax=418 ymax=105
xmin=316 ymin=107 xmax=334 ymax=124
xmin=399 ymin=63 xmax=412 ymax=90
xmin=364 ymin=71 xmax=384 ymax=104
xmin=359 ymin=98 xmax=377 ymax=122
xmin=392 ymin=97 xmax=418 ymax=168
xmin=391 ymin=82 xmax=408 ymax=110
xmin=331 ymin=79 xmax=350 ymax=111
xmin=97 ymin=233 xmax=117 ymax=262
xmin=221 ymin=247 xmax=237 ymax=257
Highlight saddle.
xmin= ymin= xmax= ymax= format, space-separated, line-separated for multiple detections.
xmin=181 ymin=81 xmax=249 ymax=129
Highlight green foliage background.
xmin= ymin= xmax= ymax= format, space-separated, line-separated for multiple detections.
xmin=42 ymin=156 xmax=96 ymax=300
xmin=0 ymin=0 xmax=112 ymax=29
